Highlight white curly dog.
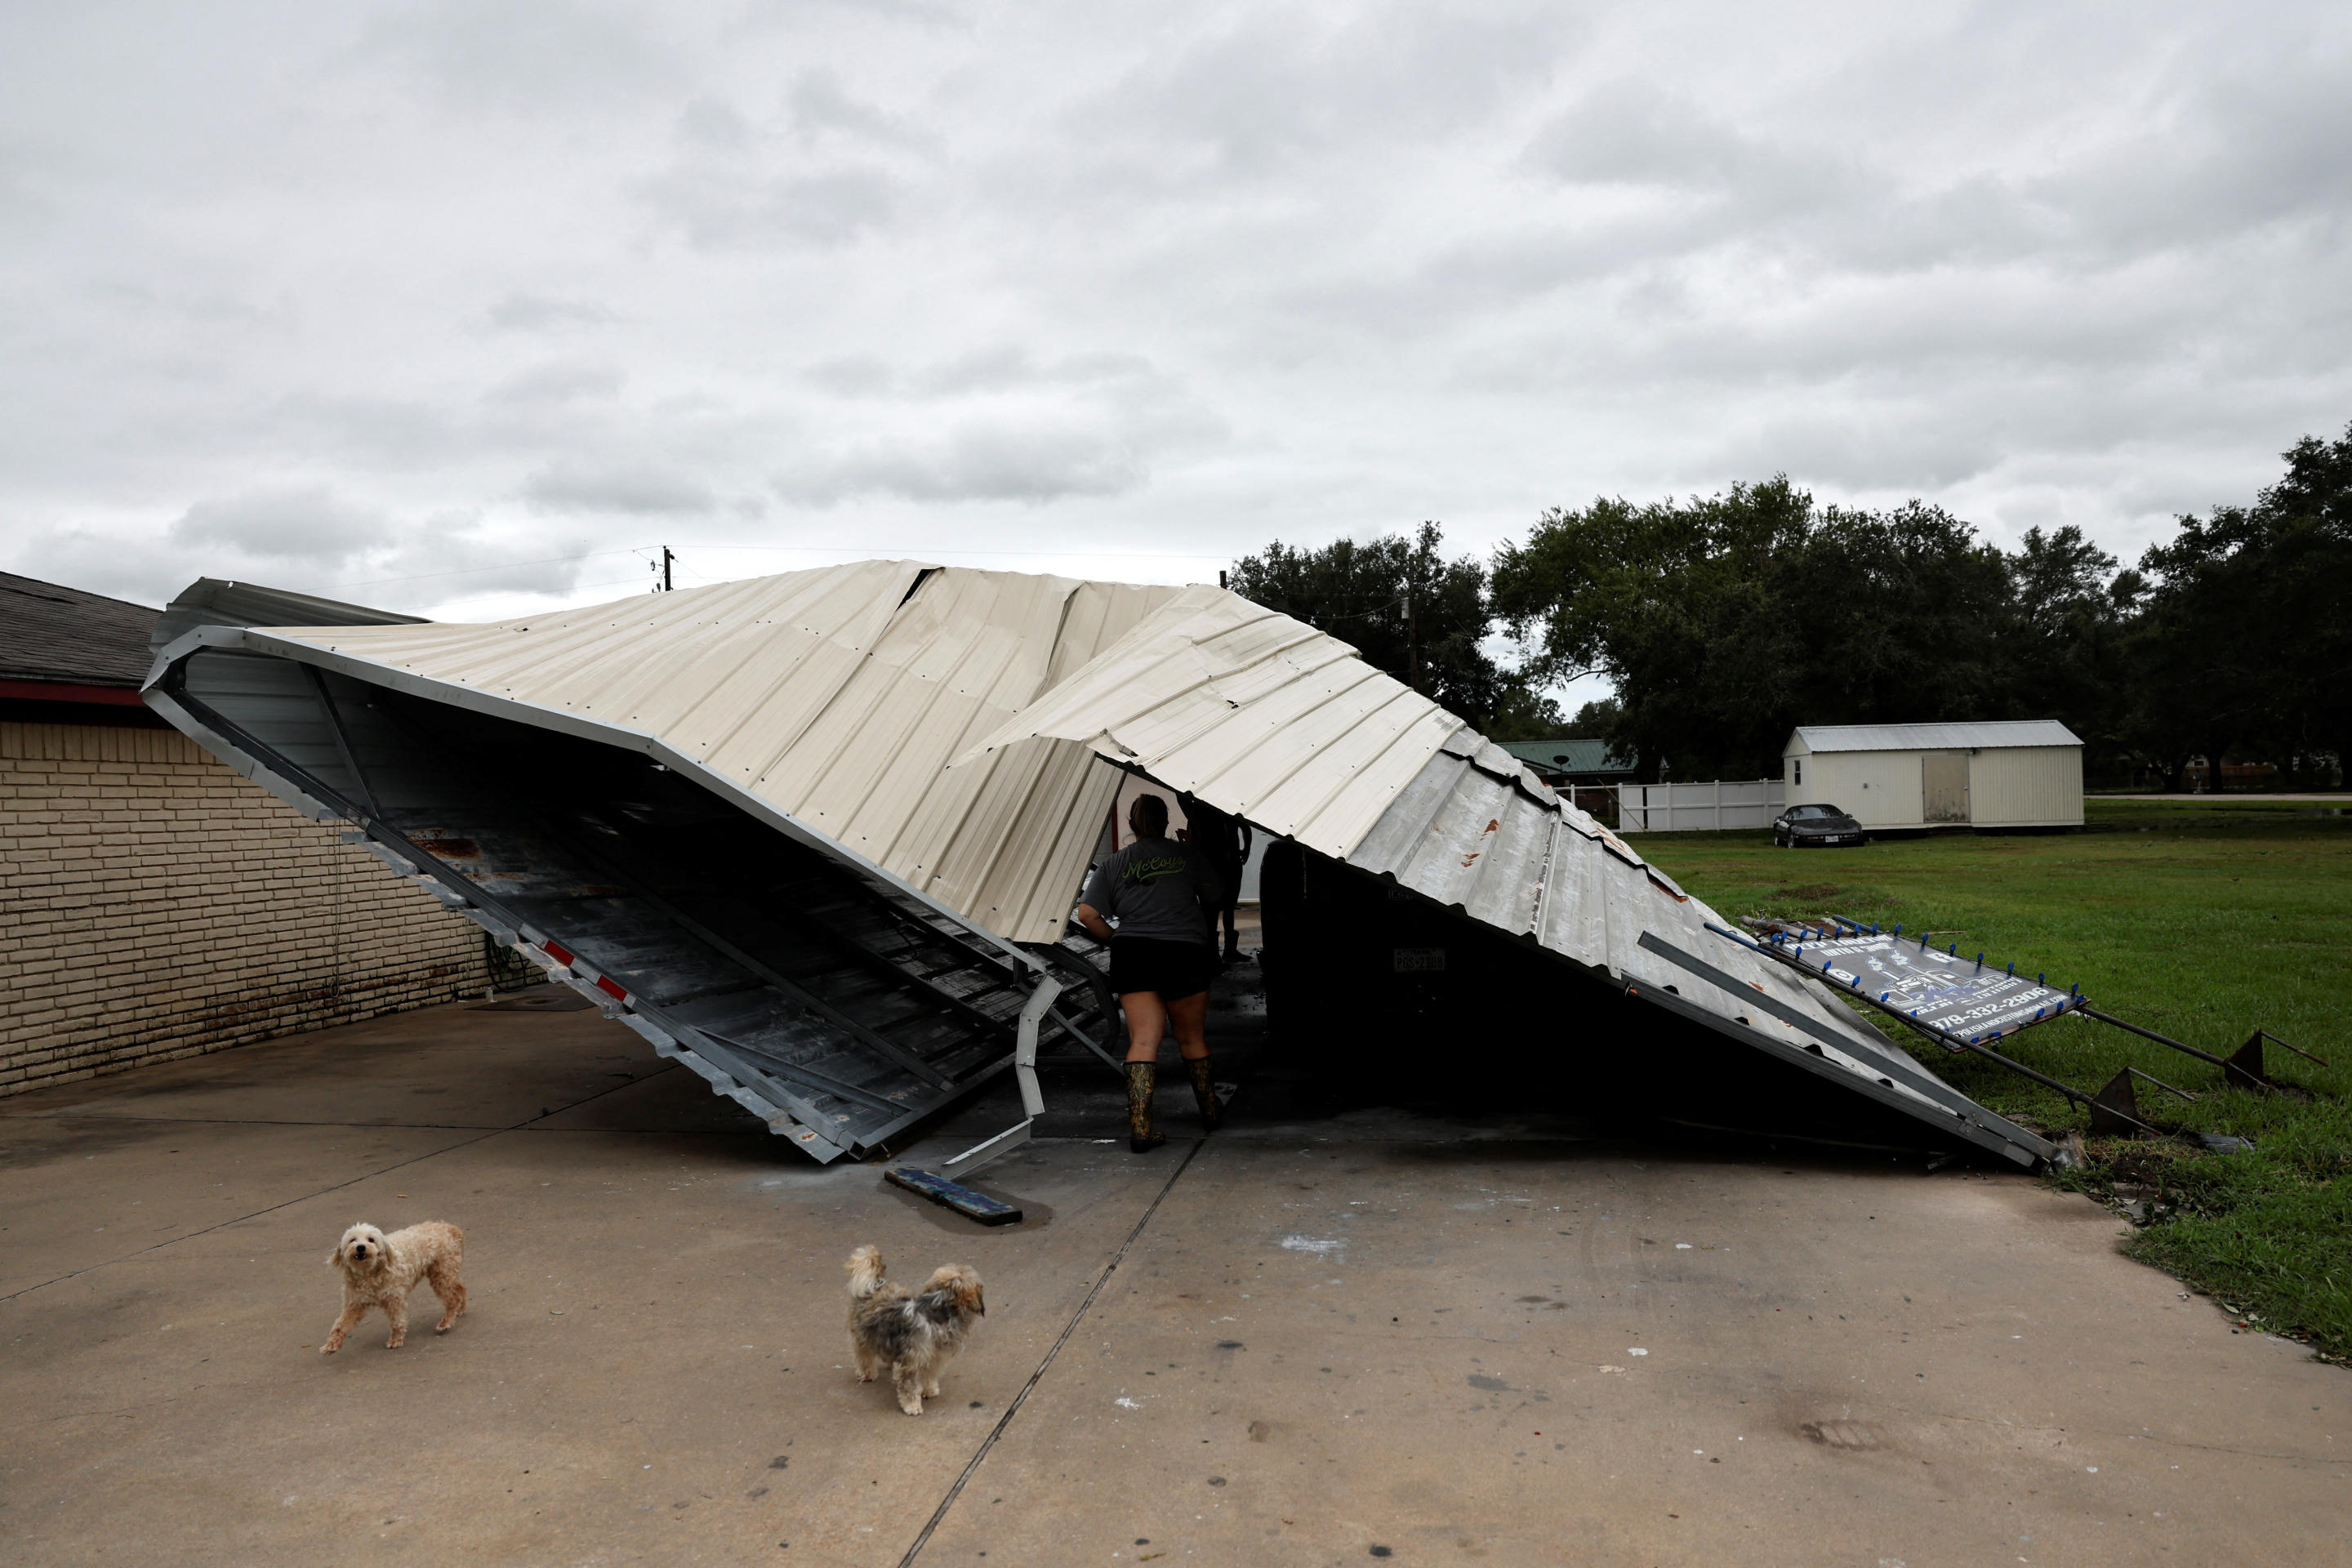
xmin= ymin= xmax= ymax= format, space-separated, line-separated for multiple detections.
xmin=321 ymin=1221 xmax=467 ymax=1352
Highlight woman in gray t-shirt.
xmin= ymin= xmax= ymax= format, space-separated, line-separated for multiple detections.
xmin=1075 ymin=792 xmax=1225 ymax=1152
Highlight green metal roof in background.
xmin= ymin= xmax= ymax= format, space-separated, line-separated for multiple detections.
xmin=1496 ymin=737 xmax=1636 ymax=775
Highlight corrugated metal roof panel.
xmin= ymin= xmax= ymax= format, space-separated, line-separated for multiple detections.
xmin=969 ymin=588 xmax=1463 ymax=858
xmin=987 ymin=622 xmax=2016 ymax=1142
xmin=1790 ymin=720 xmax=2082 ymax=753
xmin=1537 ymin=809 xmax=1610 ymax=967
xmin=215 ymin=563 xmax=1183 ymax=943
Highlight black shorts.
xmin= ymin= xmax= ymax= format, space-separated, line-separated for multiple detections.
xmin=1108 ymin=937 xmax=1216 ymax=1000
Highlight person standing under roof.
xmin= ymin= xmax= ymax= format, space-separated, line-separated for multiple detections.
xmin=1179 ymin=792 xmax=1253 ymax=964
xmin=1074 ymin=792 xmax=1225 ymax=1152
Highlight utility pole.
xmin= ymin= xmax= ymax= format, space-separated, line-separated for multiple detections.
xmin=662 ymin=546 xmax=674 ymax=593
xmin=1405 ymin=581 xmax=1419 ymax=691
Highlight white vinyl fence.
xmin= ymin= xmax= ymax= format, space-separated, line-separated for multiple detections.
xmin=1611 ymin=779 xmax=1785 ymax=832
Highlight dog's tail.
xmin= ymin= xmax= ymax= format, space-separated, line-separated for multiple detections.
xmin=845 ymin=1245 xmax=886 ymax=1300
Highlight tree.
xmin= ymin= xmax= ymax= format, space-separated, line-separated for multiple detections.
xmin=1228 ymin=522 xmax=1554 ymax=734
xmin=2129 ymin=421 xmax=2352 ymax=787
xmin=1766 ymin=500 xmax=2015 ymax=746
xmin=1490 ymin=478 xmax=1811 ymax=780
xmin=1559 ymin=697 xmax=1620 ymax=741
xmin=2262 ymin=425 xmax=2352 ymax=779
xmin=2003 ymin=525 xmax=2137 ymax=781
xmin=1491 ymin=479 xmax=2110 ymax=781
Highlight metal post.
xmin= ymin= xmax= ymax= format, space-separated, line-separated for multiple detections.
xmin=1014 ymin=972 xmax=1067 ymax=1119
xmin=1405 ymin=582 xmax=1418 ymax=691
xmin=2076 ymin=1006 xmax=2231 ymax=1070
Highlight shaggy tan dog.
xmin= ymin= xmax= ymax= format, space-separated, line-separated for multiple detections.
xmin=844 ymin=1245 xmax=984 ymax=1415
xmin=321 ymin=1221 xmax=467 ymax=1352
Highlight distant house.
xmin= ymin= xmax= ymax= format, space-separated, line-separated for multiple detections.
xmin=0 ymin=572 xmax=492 ymax=1097
xmin=2181 ymin=757 xmax=2275 ymax=791
xmin=1497 ymin=738 xmax=1637 ymax=788
xmin=1782 ymin=721 xmax=2083 ymax=830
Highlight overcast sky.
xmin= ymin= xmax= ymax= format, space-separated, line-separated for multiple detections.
xmin=5 ymin=2 xmax=2348 ymax=656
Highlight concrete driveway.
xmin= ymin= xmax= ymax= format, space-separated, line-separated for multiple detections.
xmin=2 ymin=991 xmax=2342 ymax=1566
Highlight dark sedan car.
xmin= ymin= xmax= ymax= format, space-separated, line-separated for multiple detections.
xmin=1772 ymin=803 xmax=1869 ymax=848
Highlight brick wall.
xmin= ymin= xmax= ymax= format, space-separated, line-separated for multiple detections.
xmin=1 ymin=719 xmax=492 ymax=1095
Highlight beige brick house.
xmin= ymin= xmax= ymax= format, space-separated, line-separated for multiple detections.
xmin=1 ymin=573 xmax=492 ymax=1095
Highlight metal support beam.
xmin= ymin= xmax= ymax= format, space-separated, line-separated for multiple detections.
xmin=938 ymin=1119 xmax=1033 ymax=1182
xmin=2076 ymin=1006 xmax=2231 ymax=1070
xmin=692 ymin=1027 xmax=908 ymax=1116
xmin=1013 ymin=973 xmax=1066 ymax=1120
xmin=500 ymin=812 xmax=961 ymax=1092
xmin=303 ymin=663 xmax=380 ymax=819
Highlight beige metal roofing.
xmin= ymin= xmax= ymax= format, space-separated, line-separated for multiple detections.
xmin=158 ymin=558 xmax=2047 ymax=1162
xmin=963 ymin=586 xmax=1478 ymax=860
xmin=237 ymin=561 xmax=1181 ymax=942
xmin=1790 ymin=720 xmax=2083 ymax=753
xmin=967 ymin=595 xmax=2043 ymax=1149
xmin=969 ymin=594 xmax=1833 ymax=990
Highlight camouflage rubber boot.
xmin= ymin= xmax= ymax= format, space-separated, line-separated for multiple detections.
xmin=1185 ymin=1055 xmax=1223 ymax=1132
xmin=1125 ymin=1062 xmax=1165 ymax=1153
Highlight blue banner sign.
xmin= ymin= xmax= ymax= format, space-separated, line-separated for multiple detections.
xmin=1753 ymin=923 xmax=2078 ymax=1045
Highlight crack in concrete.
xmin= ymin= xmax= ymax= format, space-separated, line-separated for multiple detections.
xmin=898 ymin=1138 xmax=1205 ymax=1568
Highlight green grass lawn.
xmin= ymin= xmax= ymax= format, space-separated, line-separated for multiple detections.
xmin=1637 ymin=797 xmax=2352 ymax=1360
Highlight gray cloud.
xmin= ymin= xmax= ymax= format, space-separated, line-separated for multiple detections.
xmin=787 ymin=69 xmax=934 ymax=152
xmin=522 ymin=464 xmax=718 ymax=515
xmin=485 ymin=361 xmax=626 ymax=408
xmin=1070 ymin=5 xmax=1576 ymax=180
xmin=775 ymin=423 xmax=1147 ymax=506
xmin=167 ymin=485 xmax=387 ymax=564
xmin=1526 ymin=84 xmax=1833 ymax=198
xmin=360 ymin=0 xmax=679 ymax=109
xmin=483 ymin=294 xmax=621 ymax=332
xmin=2 ymin=2 xmax=2348 ymax=624
xmin=806 ymin=346 xmax=1164 ymax=399
xmin=643 ymin=162 xmax=902 ymax=248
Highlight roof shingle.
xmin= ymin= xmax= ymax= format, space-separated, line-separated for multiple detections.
xmin=0 ymin=574 xmax=161 ymax=688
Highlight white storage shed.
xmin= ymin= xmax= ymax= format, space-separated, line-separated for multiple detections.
xmin=1783 ymin=721 xmax=2083 ymax=830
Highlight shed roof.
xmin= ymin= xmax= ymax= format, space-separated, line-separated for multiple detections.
xmin=157 ymin=563 xmax=1181 ymax=944
xmin=1495 ymin=737 xmax=1636 ymax=774
xmin=146 ymin=561 xmax=2053 ymax=1167
xmin=1789 ymin=720 xmax=2082 ymax=754
xmin=1 ymin=572 xmax=159 ymax=689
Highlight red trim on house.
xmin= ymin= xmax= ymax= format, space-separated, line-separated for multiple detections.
xmin=0 ymin=679 xmax=147 ymax=706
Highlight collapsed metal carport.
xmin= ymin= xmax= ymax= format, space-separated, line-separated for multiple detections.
xmin=142 ymin=562 xmax=2055 ymax=1169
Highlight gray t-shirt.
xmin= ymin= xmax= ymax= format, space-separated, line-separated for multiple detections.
xmin=1080 ymin=836 xmax=1224 ymax=947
